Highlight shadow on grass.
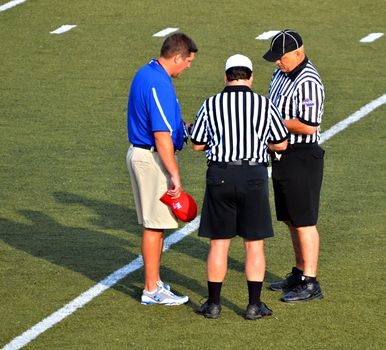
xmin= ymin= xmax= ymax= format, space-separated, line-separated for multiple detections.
xmin=0 ymin=208 xmax=139 ymax=282
xmin=53 ymin=192 xmax=135 ymax=232
xmin=0 ymin=191 xmax=280 ymax=315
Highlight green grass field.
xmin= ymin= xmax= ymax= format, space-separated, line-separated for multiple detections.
xmin=1 ymin=0 xmax=385 ymax=349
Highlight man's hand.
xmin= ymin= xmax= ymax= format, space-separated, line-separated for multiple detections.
xmin=183 ymin=121 xmax=194 ymax=144
xmin=268 ymin=139 xmax=288 ymax=152
xmin=168 ymin=175 xmax=182 ymax=198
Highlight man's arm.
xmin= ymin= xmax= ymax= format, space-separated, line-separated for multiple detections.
xmin=288 ymin=81 xmax=323 ymax=135
xmin=268 ymin=139 xmax=288 ymax=152
xmin=284 ymin=118 xmax=317 ymax=135
xmin=154 ymin=131 xmax=182 ymax=198
xmin=192 ymin=143 xmax=206 ymax=151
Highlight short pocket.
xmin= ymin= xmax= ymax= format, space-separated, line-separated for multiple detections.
xmin=206 ymin=176 xmax=225 ymax=186
xmin=246 ymin=178 xmax=263 ymax=190
xmin=312 ymin=147 xmax=325 ymax=159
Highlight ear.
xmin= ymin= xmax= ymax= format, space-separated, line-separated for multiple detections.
xmin=174 ymin=54 xmax=183 ymax=64
xmin=249 ymin=73 xmax=254 ymax=86
xmin=224 ymin=74 xmax=228 ymax=84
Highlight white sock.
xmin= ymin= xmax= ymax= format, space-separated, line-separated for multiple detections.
xmin=145 ymin=288 xmax=157 ymax=294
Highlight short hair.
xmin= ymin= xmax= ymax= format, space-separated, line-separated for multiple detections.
xmin=226 ymin=67 xmax=252 ymax=81
xmin=160 ymin=32 xmax=198 ymax=59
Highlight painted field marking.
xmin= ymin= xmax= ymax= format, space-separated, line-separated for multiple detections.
xmin=153 ymin=27 xmax=179 ymax=37
xmin=2 ymin=217 xmax=200 ymax=350
xmin=319 ymin=93 xmax=386 ymax=143
xmin=2 ymin=93 xmax=386 ymax=350
xmin=0 ymin=0 xmax=27 ymax=12
xmin=255 ymin=30 xmax=280 ymax=40
xmin=50 ymin=25 xmax=77 ymax=35
xmin=360 ymin=32 xmax=384 ymax=43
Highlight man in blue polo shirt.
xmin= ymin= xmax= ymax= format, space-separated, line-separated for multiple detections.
xmin=126 ymin=33 xmax=197 ymax=305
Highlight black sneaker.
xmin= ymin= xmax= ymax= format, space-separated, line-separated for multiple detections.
xmin=244 ymin=302 xmax=273 ymax=320
xmin=269 ymin=267 xmax=302 ymax=292
xmin=281 ymin=278 xmax=324 ymax=302
xmin=196 ymin=300 xmax=221 ymax=319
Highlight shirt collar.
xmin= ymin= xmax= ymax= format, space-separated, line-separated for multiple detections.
xmin=287 ymin=56 xmax=309 ymax=79
xmin=149 ymin=59 xmax=171 ymax=80
xmin=222 ymin=85 xmax=253 ymax=93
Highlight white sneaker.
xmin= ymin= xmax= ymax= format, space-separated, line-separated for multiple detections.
xmin=141 ymin=281 xmax=189 ymax=305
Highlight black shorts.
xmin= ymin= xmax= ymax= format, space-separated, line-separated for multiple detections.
xmin=272 ymin=143 xmax=324 ymax=227
xmin=198 ymin=162 xmax=274 ymax=240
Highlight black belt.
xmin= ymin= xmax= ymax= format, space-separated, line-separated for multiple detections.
xmin=276 ymin=142 xmax=318 ymax=155
xmin=132 ymin=144 xmax=157 ymax=152
xmin=289 ymin=142 xmax=318 ymax=150
xmin=208 ymin=160 xmax=267 ymax=167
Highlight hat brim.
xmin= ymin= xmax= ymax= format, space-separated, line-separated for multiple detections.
xmin=160 ymin=192 xmax=173 ymax=206
xmin=263 ymin=50 xmax=283 ymax=62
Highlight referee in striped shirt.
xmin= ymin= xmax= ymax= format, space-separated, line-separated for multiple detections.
xmin=191 ymin=54 xmax=288 ymax=320
xmin=263 ymin=29 xmax=325 ymax=302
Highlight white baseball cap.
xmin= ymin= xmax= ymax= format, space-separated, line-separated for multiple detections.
xmin=225 ymin=54 xmax=253 ymax=72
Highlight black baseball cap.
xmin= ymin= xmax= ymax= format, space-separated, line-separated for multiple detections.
xmin=263 ymin=29 xmax=303 ymax=62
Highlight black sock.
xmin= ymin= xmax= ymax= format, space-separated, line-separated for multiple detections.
xmin=247 ymin=281 xmax=263 ymax=306
xmin=207 ymin=281 xmax=222 ymax=305
xmin=292 ymin=267 xmax=303 ymax=275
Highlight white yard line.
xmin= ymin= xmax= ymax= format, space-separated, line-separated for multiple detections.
xmin=255 ymin=30 xmax=280 ymax=40
xmin=2 ymin=94 xmax=386 ymax=350
xmin=50 ymin=25 xmax=77 ymax=35
xmin=2 ymin=217 xmax=200 ymax=350
xmin=319 ymin=94 xmax=386 ymax=144
xmin=0 ymin=0 xmax=27 ymax=12
xmin=359 ymin=32 xmax=384 ymax=43
xmin=153 ymin=28 xmax=179 ymax=37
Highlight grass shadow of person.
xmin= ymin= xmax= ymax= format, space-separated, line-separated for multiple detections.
xmin=0 ymin=209 xmax=140 ymax=282
xmin=53 ymin=191 xmax=137 ymax=233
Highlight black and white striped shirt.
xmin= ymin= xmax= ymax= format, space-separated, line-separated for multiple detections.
xmin=191 ymin=85 xmax=288 ymax=163
xmin=268 ymin=58 xmax=324 ymax=144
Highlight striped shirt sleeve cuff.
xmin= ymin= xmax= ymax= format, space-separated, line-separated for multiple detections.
xmin=298 ymin=117 xmax=320 ymax=127
xmin=269 ymin=134 xmax=289 ymax=144
xmin=191 ymin=139 xmax=207 ymax=145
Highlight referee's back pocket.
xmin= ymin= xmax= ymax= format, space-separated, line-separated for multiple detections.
xmin=207 ymin=176 xmax=225 ymax=186
xmin=246 ymin=178 xmax=265 ymax=190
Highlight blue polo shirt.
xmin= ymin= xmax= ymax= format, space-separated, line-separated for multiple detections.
xmin=127 ymin=59 xmax=185 ymax=151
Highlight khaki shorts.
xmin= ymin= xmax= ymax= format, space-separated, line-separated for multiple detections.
xmin=126 ymin=145 xmax=178 ymax=229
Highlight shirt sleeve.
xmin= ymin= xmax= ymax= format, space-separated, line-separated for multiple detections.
xmin=148 ymin=84 xmax=175 ymax=133
xmin=268 ymin=101 xmax=289 ymax=144
xmin=296 ymin=81 xmax=324 ymax=126
xmin=191 ymin=101 xmax=209 ymax=145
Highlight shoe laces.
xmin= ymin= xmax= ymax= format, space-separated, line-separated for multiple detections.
xmin=157 ymin=285 xmax=174 ymax=296
xmin=292 ymin=282 xmax=308 ymax=292
xmin=156 ymin=284 xmax=185 ymax=299
xmin=156 ymin=280 xmax=170 ymax=291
